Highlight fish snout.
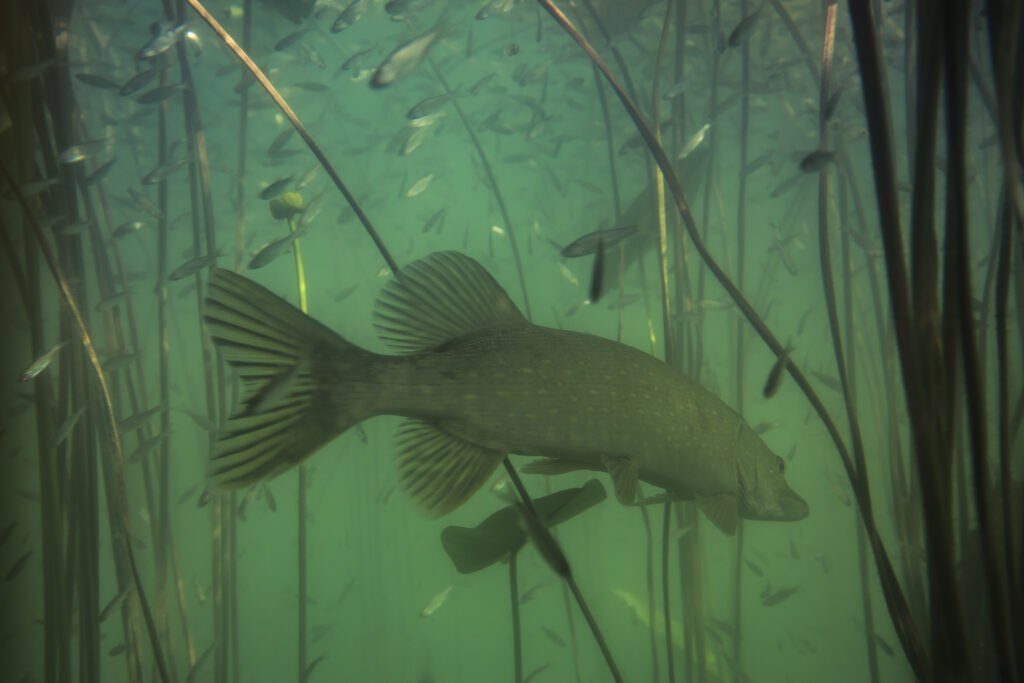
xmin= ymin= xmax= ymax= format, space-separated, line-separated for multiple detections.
xmin=777 ymin=488 xmax=809 ymax=521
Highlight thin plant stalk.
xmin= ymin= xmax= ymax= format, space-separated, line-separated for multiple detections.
xmin=502 ymin=461 xmax=623 ymax=683
xmin=816 ymin=6 xmax=879 ymax=680
xmin=232 ymin=0 xmax=254 ymax=273
xmin=509 ymin=549 xmax=523 ymax=683
xmin=942 ymin=0 xmax=1017 ymax=677
xmin=424 ymin=57 xmax=531 ymax=318
xmin=532 ymin=1 xmax=929 ymax=676
xmin=661 ymin=501 xmax=675 ymax=683
xmin=287 ymin=213 xmax=312 ymax=683
xmin=0 ymin=162 xmax=171 ymax=683
xmin=731 ymin=0 xmax=754 ymax=667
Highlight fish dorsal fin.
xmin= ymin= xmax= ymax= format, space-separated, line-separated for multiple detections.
xmin=375 ymin=251 xmax=527 ymax=353
xmin=520 ymin=457 xmax=587 ymax=476
xmin=394 ymin=419 xmax=504 ymax=517
xmin=603 ymin=456 xmax=639 ymax=505
xmin=697 ymin=493 xmax=739 ymax=535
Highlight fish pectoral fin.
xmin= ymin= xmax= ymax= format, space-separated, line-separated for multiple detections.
xmin=697 ymin=493 xmax=739 ymax=535
xmin=520 ymin=457 xmax=586 ymax=476
xmin=603 ymin=456 xmax=639 ymax=505
xmin=394 ymin=419 xmax=504 ymax=518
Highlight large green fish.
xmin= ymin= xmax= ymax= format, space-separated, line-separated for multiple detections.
xmin=202 ymin=251 xmax=807 ymax=534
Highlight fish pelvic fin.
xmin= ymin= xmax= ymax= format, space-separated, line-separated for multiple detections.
xmin=374 ymin=251 xmax=527 ymax=353
xmin=603 ymin=456 xmax=639 ymax=505
xmin=203 ymin=268 xmax=373 ymax=489
xmin=395 ymin=419 xmax=504 ymax=517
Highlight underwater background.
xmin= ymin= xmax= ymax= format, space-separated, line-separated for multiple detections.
xmin=0 ymin=0 xmax=1021 ymax=682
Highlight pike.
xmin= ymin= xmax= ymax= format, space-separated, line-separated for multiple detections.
xmin=202 ymin=252 xmax=808 ymax=533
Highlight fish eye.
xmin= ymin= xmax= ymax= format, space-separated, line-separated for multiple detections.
xmin=778 ymin=459 xmax=785 ymax=474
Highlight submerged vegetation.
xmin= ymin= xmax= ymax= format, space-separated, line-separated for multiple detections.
xmin=0 ymin=0 xmax=1021 ymax=682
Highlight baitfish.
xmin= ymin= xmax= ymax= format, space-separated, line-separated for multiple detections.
xmin=370 ymin=26 xmax=443 ymax=88
xmin=202 ymin=252 xmax=808 ymax=535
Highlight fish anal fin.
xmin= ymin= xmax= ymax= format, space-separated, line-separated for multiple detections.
xmin=603 ymin=456 xmax=639 ymax=505
xmin=520 ymin=457 xmax=585 ymax=476
xmin=395 ymin=419 xmax=504 ymax=517
xmin=697 ymin=493 xmax=739 ymax=535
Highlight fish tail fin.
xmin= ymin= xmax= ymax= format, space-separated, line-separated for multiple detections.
xmin=203 ymin=268 xmax=374 ymax=489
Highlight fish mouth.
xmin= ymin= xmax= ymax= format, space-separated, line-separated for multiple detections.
xmin=776 ymin=488 xmax=810 ymax=521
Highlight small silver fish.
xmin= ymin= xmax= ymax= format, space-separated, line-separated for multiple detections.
xmin=142 ymin=158 xmax=191 ymax=185
xmin=259 ymin=175 xmax=294 ymax=200
xmin=119 ymin=66 xmax=164 ymax=96
xmin=728 ymin=8 xmax=763 ymax=48
xmin=138 ymin=22 xmax=189 ymax=60
xmin=799 ymin=150 xmax=834 ymax=173
xmin=331 ymin=0 xmax=370 ymax=32
xmin=370 ymin=27 xmax=443 ymax=88
xmin=169 ymin=252 xmax=220 ymax=280
xmin=677 ymin=123 xmax=710 ymax=160
xmin=761 ymin=585 xmax=800 ymax=607
xmin=419 ymin=585 xmax=454 ymax=618
xmin=249 ymin=233 xmax=302 ymax=269
xmin=137 ymin=83 xmax=186 ymax=105
xmin=20 ymin=341 xmax=67 ymax=381
xmin=405 ymin=173 xmax=435 ymax=198
xmin=762 ymin=344 xmax=794 ymax=398
xmin=113 ymin=221 xmax=146 ymax=239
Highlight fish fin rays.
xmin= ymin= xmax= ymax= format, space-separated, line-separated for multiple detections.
xmin=520 ymin=457 xmax=588 ymax=476
xmin=697 ymin=493 xmax=739 ymax=535
xmin=203 ymin=268 xmax=369 ymax=489
xmin=374 ymin=251 xmax=527 ymax=353
xmin=395 ymin=420 xmax=504 ymax=517
xmin=603 ymin=456 xmax=639 ymax=505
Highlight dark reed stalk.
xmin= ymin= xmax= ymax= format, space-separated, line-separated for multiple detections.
xmin=981 ymin=0 xmax=1024 ymax=234
xmin=533 ymin=1 xmax=930 ymax=677
xmin=651 ymin=0 xmax=676 ymax=357
xmin=693 ymin=0 xmax=722 ymax=387
xmin=509 ymin=549 xmax=523 ymax=683
xmin=993 ymin=190 xmax=1019 ymax=649
xmin=287 ymin=214 xmax=312 ymax=683
xmin=730 ymin=0 xmax=753 ymax=668
xmin=229 ymin=495 xmax=239 ymax=683
xmin=501 ymin=460 xmax=623 ymax=683
xmin=232 ymin=0 xmax=254 ymax=273
xmin=1 ymin=161 xmax=171 ymax=683
xmin=942 ymin=0 xmax=1018 ymax=678
xmin=651 ymin=9 xmax=679 ymax=678
xmin=837 ymin=169 xmax=881 ymax=683
xmin=815 ymin=7 xmax=879 ymax=681
xmin=839 ymin=152 xmax=928 ymax=626
xmin=229 ymin=5 xmax=253 ymax=679
xmin=590 ymin=69 xmax=622 ymax=220
xmin=151 ymin=56 xmax=174 ymax=677
xmin=640 ymin=503 xmax=660 ymax=683
xmin=423 ymin=57 xmax=531 ymax=318
xmin=851 ymin=1 xmax=975 ymax=677
xmin=661 ymin=501 xmax=675 ymax=683
xmin=167 ymin=5 xmax=235 ymax=680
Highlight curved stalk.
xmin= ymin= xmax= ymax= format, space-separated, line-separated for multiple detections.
xmin=531 ymin=1 xmax=928 ymax=676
